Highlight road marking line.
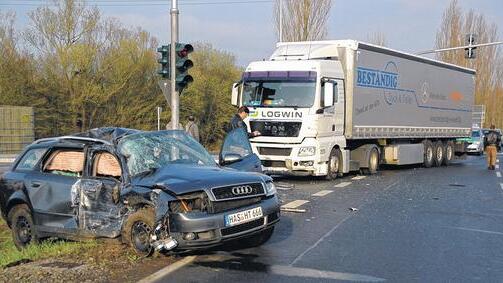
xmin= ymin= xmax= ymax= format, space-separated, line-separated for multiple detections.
xmin=500 ymin=183 xmax=503 ymax=191
xmin=312 ymin=190 xmax=333 ymax=197
xmin=445 ymin=226 xmax=503 ymax=236
xmin=281 ymin=200 xmax=309 ymax=209
xmin=290 ymin=181 xmax=399 ymax=267
xmin=270 ymin=265 xmax=385 ymax=282
xmin=352 ymin=176 xmax=366 ymax=180
xmin=497 ymin=172 xmax=502 ymax=178
xmin=334 ymin=182 xmax=352 ymax=188
xmin=138 ymin=255 xmax=197 ymax=283
xmin=497 ymin=159 xmax=500 ymax=163
xmin=496 ymin=164 xmax=500 ymax=169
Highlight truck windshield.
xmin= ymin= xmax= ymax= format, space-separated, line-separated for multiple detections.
xmin=241 ymin=71 xmax=317 ymax=108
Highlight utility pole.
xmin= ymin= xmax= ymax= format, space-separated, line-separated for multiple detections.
xmin=279 ymin=0 xmax=283 ymax=42
xmin=170 ymin=0 xmax=179 ymax=129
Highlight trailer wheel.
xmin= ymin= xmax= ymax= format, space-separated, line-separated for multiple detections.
xmin=442 ymin=141 xmax=454 ymax=166
xmin=423 ymin=140 xmax=434 ymax=168
xmin=326 ymin=148 xmax=342 ymax=180
xmin=433 ymin=141 xmax=444 ymax=167
xmin=362 ymin=147 xmax=379 ymax=175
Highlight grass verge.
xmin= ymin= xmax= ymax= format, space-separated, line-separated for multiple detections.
xmin=0 ymin=218 xmax=97 ymax=268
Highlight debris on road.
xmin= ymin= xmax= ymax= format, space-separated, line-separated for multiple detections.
xmin=349 ymin=207 xmax=359 ymax=212
xmin=432 ymin=197 xmax=440 ymax=200
xmin=280 ymin=207 xmax=307 ymax=213
xmin=448 ymin=183 xmax=466 ymax=187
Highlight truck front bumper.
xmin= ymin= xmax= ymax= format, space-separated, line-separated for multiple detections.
xmin=168 ymin=195 xmax=280 ymax=249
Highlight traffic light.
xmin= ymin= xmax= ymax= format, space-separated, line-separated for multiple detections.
xmin=465 ymin=34 xmax=476 ymax=59
xmin=157 ymin=45 xmax=170 ymax=79
xmin=175 ymin=43 xmax=194 ymax=92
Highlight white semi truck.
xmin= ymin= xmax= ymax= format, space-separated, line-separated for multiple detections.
xmin=231 ymin=40 xmax=475 ymax=179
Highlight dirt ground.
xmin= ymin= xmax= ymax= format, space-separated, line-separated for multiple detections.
xmin=0 ymin=220 xmax=176 ymax=283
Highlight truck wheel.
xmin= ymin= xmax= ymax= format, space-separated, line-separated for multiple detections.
xmin=8 ymin=204 xmax=38 ymax=250
xmin=423 ymin=140 xmax=434 ymax=168
xmin=362 ymin=147 xmax=379 ymax=175
xmin=326 ymin=148 xmax=342 ymax=180
xmin=433 ymin=141 xmax=444 ymax=167
xmin=442 ymin=141 xmax=454 ymax=166
xmin=241 ymin=227 xmax=275 ymax=248
xmin=122 ymin=208 xmax=155 ymax=257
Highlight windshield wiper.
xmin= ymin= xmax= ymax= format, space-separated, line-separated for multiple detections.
xmin=135 ymin=167 xmax=158 ymax=178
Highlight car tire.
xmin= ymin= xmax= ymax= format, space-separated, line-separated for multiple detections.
xmin=361 ymin=147 xmax=379 ymax=175
xmin=442 ymin=141 xmax=454 ymax=166
xmin=433 ymin=141 xmax=444 ymax=167
xmin=423 ymin=140 xmax=434 ymax=168
xmin=122 ymin=208 xmax=155 ymax=257
xmin=326 ymin=148 xmax=342 ymax=180
xmin=8 ymin=204 xmax=38 ymax=251
xmin=241 ymin=227 xmax=275 ymax=248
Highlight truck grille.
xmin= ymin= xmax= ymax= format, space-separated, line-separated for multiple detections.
xmin=258 ymin=147 xmax=292 ymax=156
xmin=209 ymin=197 xmax=262 ymax=214
xmin=250 ymin=121 xmax=302 ymax=137
xmin=261 ymin=160 xmax=286 ymax=168
xmin=221 ymin=218 xmax=265 ymax=236
xmin=212 ymin=183 xmax=264 ymax=201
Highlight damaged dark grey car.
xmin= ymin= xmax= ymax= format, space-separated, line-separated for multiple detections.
xmin=0 ymin=127 xmax=280 ymax=255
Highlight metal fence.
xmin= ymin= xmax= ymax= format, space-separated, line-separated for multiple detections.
xmin=0 ymin=106 xmax=35 ymax=154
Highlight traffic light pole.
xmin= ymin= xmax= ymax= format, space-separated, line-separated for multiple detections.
xmin=170 ymin=0 xmax=179 ymax=130
xmin=416 ymin=41 xmax=503 ymax=55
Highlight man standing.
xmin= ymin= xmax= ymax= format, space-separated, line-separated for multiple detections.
xmin=484 ymin=125 xmax=501 ymax=170
xmin=229 ymin=106 xmax=260 ymax=138
xmin=185 ymin=115 xmax=200 ymax=142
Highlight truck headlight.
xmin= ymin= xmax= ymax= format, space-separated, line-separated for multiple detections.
xmin=265 ymin=181 xmax=276 ymax=196
xmin=298 ymin=146 xmax=315 ymax=157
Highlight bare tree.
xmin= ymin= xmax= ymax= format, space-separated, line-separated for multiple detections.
xmin=435 ymin=0 xmax=502 ymax=128
xmin=274 ymin=0 xmax=332 ymax=42
xmin=366 ymin=31 xmax=387 ymax=47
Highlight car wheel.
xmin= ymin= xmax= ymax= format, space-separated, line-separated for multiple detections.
xmin=8 ymin=204 xmax=38 ymax=250
xmin=423 ymin=140 xmax=434 ymax=168
xmin=123 ymin=208 xmax=155 ymax=257
xmin=326 ymin=148 xmax=342 ymax=180
xmin=241 ymin=227 xmax=275 ymax=248
xmin=442 ymin=141 xmax=454 ymax=166
xmin=361 ymin=147 xmax=379 ymax=175
xmin=433 ymin=141 xmax=444 ymax=167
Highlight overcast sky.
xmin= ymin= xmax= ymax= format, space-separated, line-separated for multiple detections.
xmin=2 ymin=0 xmax=502 ymax=66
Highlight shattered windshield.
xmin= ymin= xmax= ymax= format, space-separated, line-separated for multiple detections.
xmin=118 ymin=130 xmax=216 ymax=176
xmin=241 ymin=71 xmax=317 ymax=108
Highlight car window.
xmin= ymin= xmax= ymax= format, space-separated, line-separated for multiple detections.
xmin=221 ymin=128 xmax=253 ymax=159
xmin=16 ymin=148 xmax=47 ymax=171
xmin=92 ymin=152 xmax=121 ymax=180
xmin=43 ymin=150 xmax=85 ymax=177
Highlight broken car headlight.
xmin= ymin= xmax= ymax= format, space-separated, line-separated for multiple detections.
xmin=265 ymin=181 xmax=276 ymax=196
xmin=298 ymin=146 xmax=316 ymax=157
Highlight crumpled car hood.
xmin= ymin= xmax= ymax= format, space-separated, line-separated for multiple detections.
xmin=131 ymin=164 xmax=270 ymax=195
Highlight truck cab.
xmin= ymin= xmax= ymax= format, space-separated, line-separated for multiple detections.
xmin=232 ymin=59 xmax=347 ymax=177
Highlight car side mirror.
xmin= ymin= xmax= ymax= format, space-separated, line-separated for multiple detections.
xmin=222 ymin=153 xmax=242 ymax=165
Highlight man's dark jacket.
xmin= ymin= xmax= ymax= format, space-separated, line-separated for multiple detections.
xmin=229 ymin=114 xmax=254 ymax=137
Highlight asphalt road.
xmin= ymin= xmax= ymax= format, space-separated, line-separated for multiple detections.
xmin=152 ymin=153 xmax=503 ymax=283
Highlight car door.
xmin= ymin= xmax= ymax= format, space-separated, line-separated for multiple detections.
xmin=219 ymin=128 xmax=262 ymax=173
xmin=25 ymin=147 xmax=84 ymax=232
xmin=75 ymin=148 xmax=123 ymax=238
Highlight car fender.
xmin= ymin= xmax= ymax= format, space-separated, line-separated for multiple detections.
xmin=5 ymin=191 xmax=32 ymax=227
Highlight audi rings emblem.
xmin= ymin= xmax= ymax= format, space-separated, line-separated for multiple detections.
xmin=231 ymin=185 xmax=253 ymax=196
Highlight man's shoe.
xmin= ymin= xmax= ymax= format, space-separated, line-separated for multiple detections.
xmin=488 ymin=166 xmax=492 ymax=170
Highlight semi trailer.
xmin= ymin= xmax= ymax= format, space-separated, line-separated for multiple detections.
xmin=231 ymin=40 xmax=475 ymax=179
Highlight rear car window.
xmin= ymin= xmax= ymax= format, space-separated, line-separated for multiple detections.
xmin=93 ymin=152 xmax=121 ymax=179
xmin=16 ymin=148 xmax=48 ymax=170
xmin=43 ymin=150 xmax=85 ymax=177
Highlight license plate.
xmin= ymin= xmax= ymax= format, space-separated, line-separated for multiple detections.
xmin=225 ymin=207 xmax=263 ymax=227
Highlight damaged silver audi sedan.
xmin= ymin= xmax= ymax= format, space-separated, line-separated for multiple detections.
xmin=0 ymin=127 xmax=280 ymax=255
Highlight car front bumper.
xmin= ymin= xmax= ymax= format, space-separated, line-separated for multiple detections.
xmin=168 ymin=195 xmax=280 ymax=249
